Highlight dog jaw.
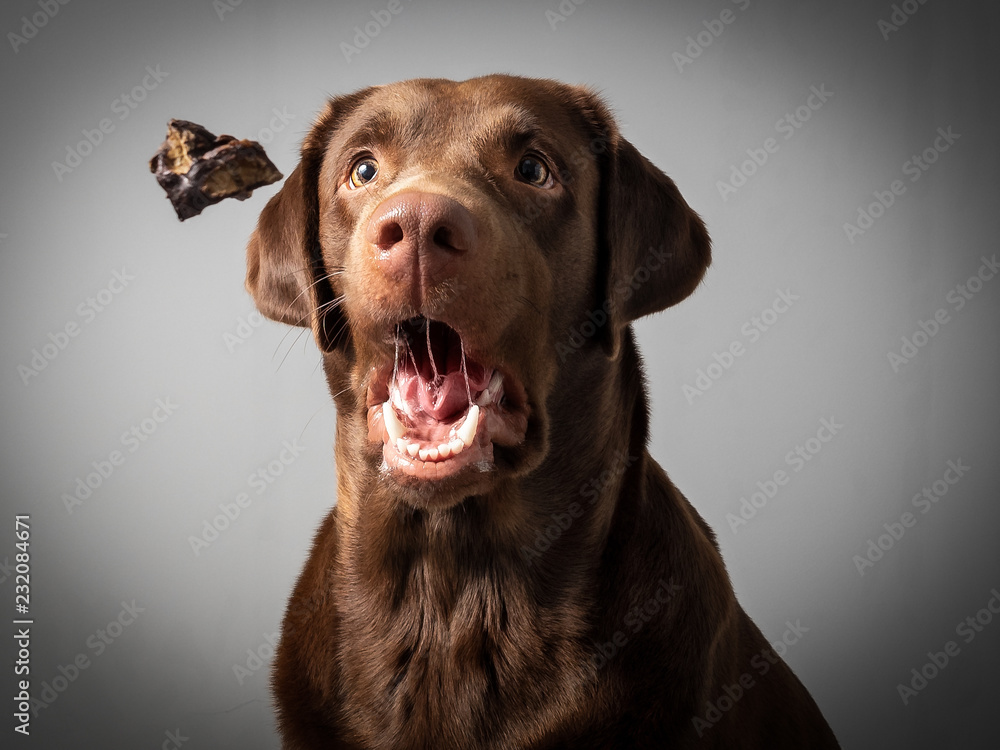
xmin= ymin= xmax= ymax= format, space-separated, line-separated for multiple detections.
xmin=362 ymin=318 xmax=531 ymax=505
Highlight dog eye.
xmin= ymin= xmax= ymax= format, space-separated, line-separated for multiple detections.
xmin=349 ymin=157 xmax=379 ymax=187
xmin=515 ymin=155 xmax=551 ymax=187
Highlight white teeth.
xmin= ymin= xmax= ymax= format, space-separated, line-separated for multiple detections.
xmin=428 ymin=447 xmax=440 ymax=461
xmin=476 ymin=371 xmax=503 ymax=406
xmin=458 ymin=405 xmax=480 ymax=447
xmin=383 ymin=401 xmax=405 ymax=442
xmin=384 ymin=396 xmax=485 ymax=463
xmin=416 ymin=446 xmax=440 ymax=462
xmin=391 ymin=388 xmax=405 ymax=412
xmin=400 ymin=439 xmax=464 ymax=463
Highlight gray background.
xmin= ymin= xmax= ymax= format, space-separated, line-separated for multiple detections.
xmin=1 ymin=0 xmax=998 ymax=747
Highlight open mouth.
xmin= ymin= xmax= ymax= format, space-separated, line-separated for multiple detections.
xmin=366 ymin=317 xmax=528 ymax=482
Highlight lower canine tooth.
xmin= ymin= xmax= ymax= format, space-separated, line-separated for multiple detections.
xmin=458 ymin=405 xmax=480 ymax=447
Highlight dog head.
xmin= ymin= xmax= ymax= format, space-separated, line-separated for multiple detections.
xmin=246 ymin=75 xmax=709 ymax=510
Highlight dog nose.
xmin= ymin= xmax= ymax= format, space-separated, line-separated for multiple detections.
xmin=365 ymin=191 xmax=477 ymax=287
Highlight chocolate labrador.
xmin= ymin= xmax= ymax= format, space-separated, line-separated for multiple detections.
xmin=245 ymin=74 xmax=840 ymax=749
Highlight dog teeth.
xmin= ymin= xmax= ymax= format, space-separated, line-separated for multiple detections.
xmin=476 ymin=371 xmax=504 ymax=407
xmin=390 ymin=387 xmax=405 ymax=412
xmin=400 ymin=437 xmax=469 ymax=463
xmin=386 ymin=403 xmax=481 ymax=463
xmin=488 ymin=370 xmax=503 ymax=393
xmin=383 ymin=401 xmax=405 ymax=442
xmin=458 ymin=405 xmax=480 ymax=447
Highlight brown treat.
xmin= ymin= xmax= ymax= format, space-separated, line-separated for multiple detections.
xmin=149 ymin=119 xmax=283 ymax=221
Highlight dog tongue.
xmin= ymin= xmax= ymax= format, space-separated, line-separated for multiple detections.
xmin=399 ymin=370 xmax=469 ymax=421
xmin=394 ymin=319 xmax=492 ymax=423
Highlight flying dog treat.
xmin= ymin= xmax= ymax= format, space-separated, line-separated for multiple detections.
xmin=149 ymin=119 xmax=283 ymax=221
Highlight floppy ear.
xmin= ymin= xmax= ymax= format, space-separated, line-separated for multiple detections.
xmin=245 ymin=164 xmax=317 ymax=328
xmin=587 ymin=104 xmax=711 ymax=358
xmin=245 ymin=90 xmax=371 ymax=350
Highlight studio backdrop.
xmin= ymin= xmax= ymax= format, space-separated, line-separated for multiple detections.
xmin=1 ymin=0 xmax=998 ymax=748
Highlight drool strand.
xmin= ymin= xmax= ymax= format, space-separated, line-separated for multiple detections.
xmin=391 ymin=324 xmax=400 ymax=394
xmin=460 ymin=338 xmax=473 ymax=407
xmin=426 ymin=319 xmax=440 ymax=384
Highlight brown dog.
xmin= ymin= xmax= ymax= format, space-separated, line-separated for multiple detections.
xmin=245 ymin=75 xmax=840 ymax=749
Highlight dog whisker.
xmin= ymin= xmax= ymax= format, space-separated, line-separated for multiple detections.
xmin=275 ymin=325 xmax=312 ymax=372
xmin=276 ymin=266 xmax=347 ymax=322
xmin=272 ymin=294 xmax=346 ymax=363
xmin=298 ymin=400 xmax=337 ymax=441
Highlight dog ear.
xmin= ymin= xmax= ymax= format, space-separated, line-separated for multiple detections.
xmin=245 ymin=91 xmax=371 ymax=351
xmin=577 ymin=94 xmax=711 ymax=358
xmin=604 ymin=138 xmax=711 ymax=320
xmin=245 ymin=164 xmax=316 ymax=328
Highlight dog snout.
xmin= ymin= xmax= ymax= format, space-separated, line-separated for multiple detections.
xmin=365 ymin=191 xmax=478 ymax=288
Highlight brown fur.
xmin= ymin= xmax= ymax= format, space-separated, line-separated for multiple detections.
xmin=245 ymin=75 xmax=840 ymax=749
